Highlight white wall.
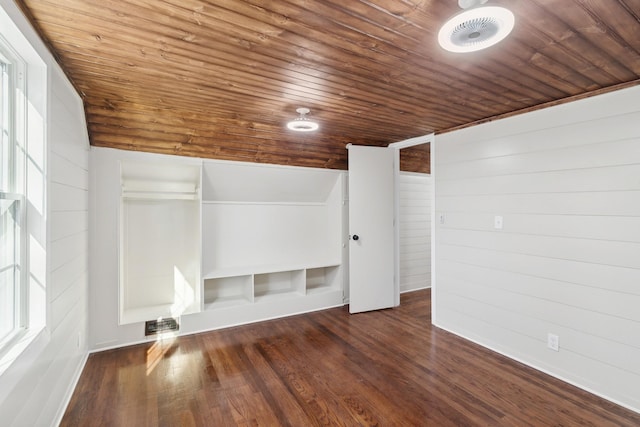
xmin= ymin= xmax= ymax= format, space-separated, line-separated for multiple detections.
xmin=399 ymin=172 xmax=431 ymax=292
xmin=434 ymin=85 xmax=640 ymax=413
xmin=0 ymin=1 xmax=90 ymax=425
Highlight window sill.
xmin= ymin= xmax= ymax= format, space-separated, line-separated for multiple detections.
xmin=0 ymin=327 xmax=48 ymax=402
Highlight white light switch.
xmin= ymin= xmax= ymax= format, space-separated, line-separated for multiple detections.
xmin=547 ymin=333 xmax=559 ymax=351
xmin=494 ymin=215 xmax=503 ymax=229
xmin=439 ymin=214 xmax=445 ymax=224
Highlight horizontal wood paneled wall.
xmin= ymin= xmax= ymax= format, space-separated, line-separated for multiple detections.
xmin=0 ymin=1 xmax=90 ymax=424
xmin=434 ymin=85 xmax=640 ymax=413
xmin=399 ymin=172 xmax=431 ymax=293
xmin=42 ymin=64 xmax=90 ymax=427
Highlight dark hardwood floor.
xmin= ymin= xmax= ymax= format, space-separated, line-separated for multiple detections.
xmin=62 ymin=290 xmax=640 ymax=426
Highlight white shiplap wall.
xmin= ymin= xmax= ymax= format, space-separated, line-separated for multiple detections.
xmin=0 ymin=1 xmax=90 ymax=425
xmin=399 ymin=172 xmax=431 ymax=293
xmin=434 ymin=85 xmax=640 ymax=413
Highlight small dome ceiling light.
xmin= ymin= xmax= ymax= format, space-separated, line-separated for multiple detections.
xmin=438 ymin=0 xmax=515 ymax=53
xmin=286 ymin=107 xmax=319 ymax=132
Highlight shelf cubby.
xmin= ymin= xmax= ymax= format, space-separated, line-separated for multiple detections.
xmin=203 ymin=275 xmax=253 ymax=309
xmin=254 ymin=270 xmax=305 ymax=302
xmin=306 ymin=265 xmax=341 ymax=295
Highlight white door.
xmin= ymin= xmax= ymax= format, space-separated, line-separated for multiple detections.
xmin=347 ymin=145 xmax=397 ymax=313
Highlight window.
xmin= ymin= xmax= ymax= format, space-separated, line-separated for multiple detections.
xmin=0 ymin=38 xmax=26 ymax=355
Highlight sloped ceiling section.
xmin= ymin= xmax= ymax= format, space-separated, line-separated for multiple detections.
xmin=16 ymin=0 xmax=640 ymax=172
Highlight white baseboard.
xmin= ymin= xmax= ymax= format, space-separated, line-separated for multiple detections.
xmin=433 ymin=322 xmax=640 ymax=416
xmin=400 ymin=285 xmax=431 ymax=294
xmin=52 ymin=351 xmax=89 ymax=427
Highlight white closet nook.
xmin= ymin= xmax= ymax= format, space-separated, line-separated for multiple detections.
xmin=100 ymin=149 xmax=346 ymax=345
xmin=200 ymin=161 xmax=344 ymax=312
xmin=119 ymin=161 xmax=202 ymax=324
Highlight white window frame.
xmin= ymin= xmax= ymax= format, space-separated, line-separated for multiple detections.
xmin=0 ymin=35 xmax=27 ymax=358
xmin=0 ymin=4 xmax=49 ymax=405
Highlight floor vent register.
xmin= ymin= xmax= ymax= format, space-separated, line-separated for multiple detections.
xmin=145 ymin=317 xmax=179 ymax=336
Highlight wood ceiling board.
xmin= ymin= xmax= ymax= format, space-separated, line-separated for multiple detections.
xmin=16 ymin=0 xmax=640 ymax=173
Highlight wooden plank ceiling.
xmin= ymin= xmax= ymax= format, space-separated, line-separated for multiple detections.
xmin=16 ymin=0 xmax=640 ymax=172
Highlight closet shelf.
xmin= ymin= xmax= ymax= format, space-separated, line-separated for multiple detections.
xmin=122 ymin=191 xmax=198 ymax=200
xmin=122 ymin=179 xmax=199 ymax=201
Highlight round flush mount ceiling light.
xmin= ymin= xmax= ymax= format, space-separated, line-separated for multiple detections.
xmin=438 ymin=0 xmax=515 ymax=53
xmin=286 ymin=107 xmax=319 ymax=132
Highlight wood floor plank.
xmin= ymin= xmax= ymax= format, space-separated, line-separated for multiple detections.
xmin=61 ymin=290 xmax=640 ymax=426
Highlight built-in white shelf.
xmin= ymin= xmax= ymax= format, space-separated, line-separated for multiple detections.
xmin=114 ymin=155 xmax=345 ymax=332
xmin=254 ymin=270 xmax=305 ymax=301
xmin=305 ymin=266 xmax=341 ymax=295
xmin=202 ymin=262 xmax=342 ymax=280
xmin=198 ymin=161 xmax=344 ymax=319
xmin=203 ymin=264 xmax=342 ymax=311
xmin=203 ymin=274 xmax=253 ymax=310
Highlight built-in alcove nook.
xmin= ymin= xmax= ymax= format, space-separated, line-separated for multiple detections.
xmin=93 ymin=148 xmax=347 ymax=349
xmin=119 ymin=161 xmax=202 ymax=324
xmin=199 ymin=160 xmax=345 ymax=316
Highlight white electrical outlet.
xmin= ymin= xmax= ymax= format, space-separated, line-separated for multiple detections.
xmin=439 ymin=214 xmax=445 ymax=224
xmin=547 ymin=333 xmax=559 ymax=351
xmin=494 ymin=215 xmax=503 ymax=229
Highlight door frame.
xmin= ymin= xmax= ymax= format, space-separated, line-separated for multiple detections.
xmin=344 ymin=133 xmax=435 ymax=311
xmin=388 ymin=133 xmax=435 ymax=307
